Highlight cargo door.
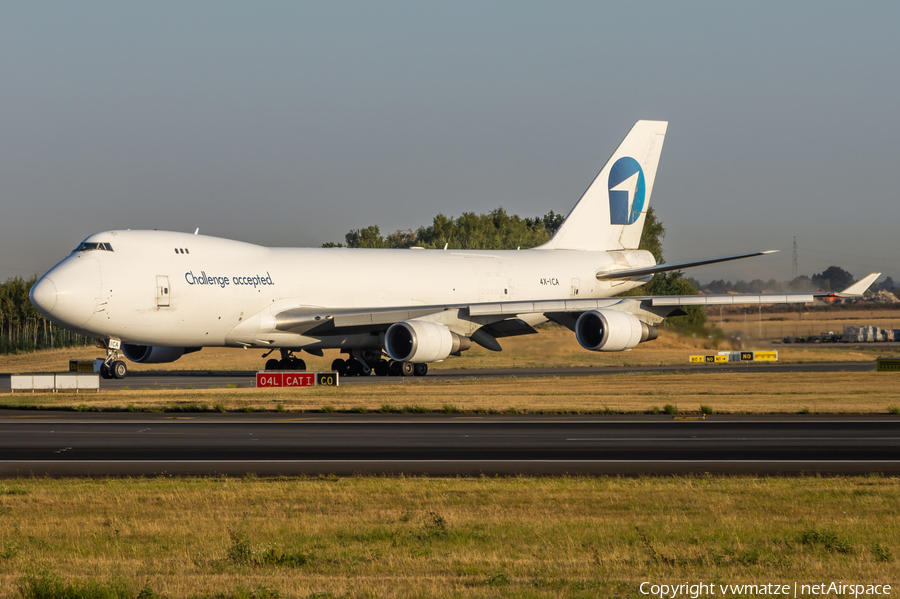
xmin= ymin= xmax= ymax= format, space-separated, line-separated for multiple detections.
xmin=471 ymin=258 xmax=509 ymax=302
xmin=156 ymin=275 xmax=170 ymax=307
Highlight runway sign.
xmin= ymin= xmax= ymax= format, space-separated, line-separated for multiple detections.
xmin=692 ymin=355 xmax=729 ymax=364
xmin=69 ymin=360 xmax=101 ymax=373
xmin=690 ymin=352 xmax=778 ymax=364
xmin=877 ymin=358 xmax=900 ymax=372
xmin=256 ymin=372 xmax=340 ymax=388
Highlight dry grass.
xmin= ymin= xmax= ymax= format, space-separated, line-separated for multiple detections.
xmin=2 ymin=326 xmax=898 ymax=376
xmin=0 ymin=476 xmax=897 ymax=598
xmin=4 ymin=372 xmax=900 ymax=414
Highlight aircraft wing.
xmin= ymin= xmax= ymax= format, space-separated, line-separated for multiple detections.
xmin=274 ymin=273 xmax=880 ymax=343
xmin=595 ymin=250 xmax=777 ymax=281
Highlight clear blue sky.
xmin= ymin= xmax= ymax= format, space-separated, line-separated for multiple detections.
xmin=1 ymin=1 xmax=898 ymax=285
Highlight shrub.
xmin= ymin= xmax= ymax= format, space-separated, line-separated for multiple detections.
xmin=888 ymin=406 xmax=900 ymax=415
xmin=17 ymin=572 xmax=136 ymax=599
xmin=663 ymin=404 xmax=678 ymax=415
xmin=0 ymin=538 xmax=19 ymax=560
xmin=322 ymin=405 xmax=335 ymax=413
xmin=871 ymin=543 xmax=893 ymax=563
xmin=275 ymin=403 xmax=285 ymax=413
xmin=649 ymin=406 xmax=660 ymax=414
xmin=214 ymin=404 xmax=226 ymax=413
xmin=442 ymin=404 xmax=459 ymax=414
xmin=798 ymin=527 xmax=852 ymax=553
xmin=227 ymin=529 xmax=313 ymax=570
xmin=700 ymin=405 xmax=714 ymax=415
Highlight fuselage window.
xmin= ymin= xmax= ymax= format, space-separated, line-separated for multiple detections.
xmin=185 ymin=248 xmax=189 ymax=254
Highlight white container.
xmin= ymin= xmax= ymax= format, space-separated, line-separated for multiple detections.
xmin=55 ymin=374 xmax=80 ymax=390
xmin=32 ymin=375 xmax=56 ymax=391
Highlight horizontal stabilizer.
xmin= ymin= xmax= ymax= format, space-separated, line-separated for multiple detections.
xmin=836 ymin=273 xmax=881 ymax=297
xmin=596 ymin=250 xmax=777 ymax=281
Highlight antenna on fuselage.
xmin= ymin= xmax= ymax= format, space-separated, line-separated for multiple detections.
xmin=194 ymin=228 xmax=200 ymax=235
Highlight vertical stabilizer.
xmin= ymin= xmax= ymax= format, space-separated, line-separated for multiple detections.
xmin=539 ymin=120 xmax=667 ymax=251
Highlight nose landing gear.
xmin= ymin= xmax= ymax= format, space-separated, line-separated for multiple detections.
xmin=100 ymin=338 xmax=128 ymax=380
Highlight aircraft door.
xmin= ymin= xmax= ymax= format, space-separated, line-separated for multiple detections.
xmin=156 ymin=275 xmax=170 ymax=307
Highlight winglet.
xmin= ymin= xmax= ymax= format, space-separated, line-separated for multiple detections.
xmin=837 ymin=273 xmax=881 ymax=297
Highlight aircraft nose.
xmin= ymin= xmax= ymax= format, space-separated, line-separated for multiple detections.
xmin=29 ymin=278 xmax=58 ymax=313
xmin=30 ymin=258 xmax=101 ymax=328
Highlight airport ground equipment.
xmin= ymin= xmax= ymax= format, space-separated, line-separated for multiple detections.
xmin=9 ymin=373 xmax=100 ymax=393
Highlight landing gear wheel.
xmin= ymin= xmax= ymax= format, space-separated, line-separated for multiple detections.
xmin=347 ymin=359 xmax=365 ymax=377
xmin=400 ymin=361 xmax=414 ymax=376
xmin=331 ymin=358 xmax=347 ymax=376
xmin=281 ymin=358 xmax=306 ymax=370
xmin=388 ymin=360 xmax=403 ymax=377
xmin=112 ymin=360 xmax=128 ymax=379
xmin=413 ymin=363 xmax=428 ymax=377
xmin=265 ymin=359 xmax=280 ymax=371
xmin=100 ymin=364 xmax=113 ymax=380
xmin=374 ymin=359 xmax=389 ymax=376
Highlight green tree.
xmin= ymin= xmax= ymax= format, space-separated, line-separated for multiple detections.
xmin=325 ymin=208 xmax=564 ymax=250
xmin=811 ymin=266 xmax=855 ymax=292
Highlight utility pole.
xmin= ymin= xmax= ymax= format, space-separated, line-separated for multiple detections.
xmin=792 ymin=236 xmax=799 ymax=280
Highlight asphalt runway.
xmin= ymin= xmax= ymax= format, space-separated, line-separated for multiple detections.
xmin=0 ymin=361 xmax=876 ymax=391
xmin=0 ymin=411 xmax=897 ymax=476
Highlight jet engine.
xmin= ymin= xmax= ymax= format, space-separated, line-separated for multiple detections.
xmin=122 ymin=345 xmax=200 ymax=363
xmin=384 ymin=320 xmax=470 ymax=363
xmin=574 ymin=310 xmax=658 ymax=352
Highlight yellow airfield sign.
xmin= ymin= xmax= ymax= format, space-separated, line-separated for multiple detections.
xmin=690 ymin=351 xmax=778 ymax=364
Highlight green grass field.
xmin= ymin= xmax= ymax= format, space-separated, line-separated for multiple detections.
xmin=0 ymin=476 xmax=897 ymax=598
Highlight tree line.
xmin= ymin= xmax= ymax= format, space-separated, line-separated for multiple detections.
xmin=322 ymin=208 xmax=566 ymax=250
xmin=0 ymin=275 xmax=93 ymax=354
xmin=700 ymin=266 xmax=892 ymax=295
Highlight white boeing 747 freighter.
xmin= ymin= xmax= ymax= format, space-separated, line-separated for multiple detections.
xmin=29 ymin=121 xmax=879 ymax=378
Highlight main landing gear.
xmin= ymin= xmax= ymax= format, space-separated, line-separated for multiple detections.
xmin=262 ymin=349 xmax=307 ymax=371
xmin=331 ymin=350 xmax=428 ymax=378
xmin=99 ymin=339 xmax=127 ymax=380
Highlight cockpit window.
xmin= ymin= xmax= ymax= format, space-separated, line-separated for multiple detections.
xmin=75 ymin=242 xmax=114 ymax=252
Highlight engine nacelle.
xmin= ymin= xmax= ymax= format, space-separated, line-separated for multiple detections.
xmin=574 ymin=310 xmax=657 ymax=352
xmin=122 ymin=345 xmax=199 ymax=363
xmin=384 ymin=320 xmax=469 ymax=363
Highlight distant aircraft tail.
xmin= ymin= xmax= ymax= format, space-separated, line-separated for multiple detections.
xmin=539 ymin=120 xmax=668 ymax=252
